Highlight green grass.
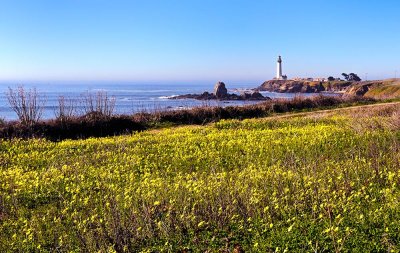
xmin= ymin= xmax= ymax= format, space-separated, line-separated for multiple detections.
xmin=0 ymin=103 xmax=399 ymax=252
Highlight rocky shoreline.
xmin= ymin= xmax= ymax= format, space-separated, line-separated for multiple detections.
xmin=169 ymin=82 xmax=271 ymax=101
xmin=256 ymin=79 xmax=400 ymax=99
xmin=169 ymin=79 xmax=399 ymax=102
xmin=256 ymin=79 xmax=353 ymax=93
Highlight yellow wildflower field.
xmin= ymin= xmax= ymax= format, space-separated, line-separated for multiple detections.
xmin=0 ymin=104 xmax=399 ymax=252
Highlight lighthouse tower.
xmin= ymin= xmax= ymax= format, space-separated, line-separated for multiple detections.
xmin=276 ymin=55 xmax=283 ymax=80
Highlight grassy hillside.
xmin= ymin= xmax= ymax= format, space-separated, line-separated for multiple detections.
xmin=0 ymin=103 xmax=399 ymax=252
xmin=365 ymin=79 xmax=400 ymax=99
xmin=344 ymin=79 xmax=400 ymax=99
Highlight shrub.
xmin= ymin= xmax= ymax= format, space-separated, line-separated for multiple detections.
xmin=6 ymin=86 xmax=46 ymax=126
xmin=54 ymin=96 xmax=76 ymax=123
xmin=81 ymin=91 xmax=116 ymax=120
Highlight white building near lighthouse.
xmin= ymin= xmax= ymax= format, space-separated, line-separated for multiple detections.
xmin=275 ymin=55 xmax=287 ymax=80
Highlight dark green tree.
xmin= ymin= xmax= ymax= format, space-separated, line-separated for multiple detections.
xmin=348 ymin=73 xmax=361 ymax=81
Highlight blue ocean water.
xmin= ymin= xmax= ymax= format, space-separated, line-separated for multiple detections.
xmin=0 ymin=81 xmax=338 ymax=120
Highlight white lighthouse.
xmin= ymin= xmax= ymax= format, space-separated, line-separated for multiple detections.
xmin=276 ymin=55 xmax=283 ymax=79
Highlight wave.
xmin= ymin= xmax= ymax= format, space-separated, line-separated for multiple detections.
xmin=101 ymin=89 xmax=174 ymax=93
xmin=230 ymin=88 xmax=255 ymax=93
xmin=118 ymin=97 xmax=132 ymax=101
xmin=158 ymin=95 xmax=179 ymax=99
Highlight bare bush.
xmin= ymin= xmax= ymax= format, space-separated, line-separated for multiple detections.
xmin=0 ymin=117 xmax=5 ymax=127
xmin=81 ymin=91 xmax=116 ymax=119
xmin=6 ymin=86 xmax=46 ymax=126
xmin=54 ymin=96 xmax=76 ymax=122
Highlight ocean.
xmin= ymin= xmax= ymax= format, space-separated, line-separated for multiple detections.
xmin=0 ymin=81 xmax=338 ymax=120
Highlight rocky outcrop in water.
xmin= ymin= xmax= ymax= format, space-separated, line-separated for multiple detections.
xmin=170 ymin=81 xmax=270 ymax=101
xmin=214 ymin=82 xmax=228 ymax=98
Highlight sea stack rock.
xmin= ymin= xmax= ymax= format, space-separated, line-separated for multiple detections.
xmin=214 ymin=81 xmax=228 ymax=98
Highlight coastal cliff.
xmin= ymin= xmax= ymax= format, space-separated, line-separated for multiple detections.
xmin=256 ymin=79 xmax=400 ymax=99
xmin=257 ymin=80 xmax=352 ymax=93
xmin=344 ymin=79 xmax=400 ymax=98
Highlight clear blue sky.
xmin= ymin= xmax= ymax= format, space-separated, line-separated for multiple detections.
xmin=0 ymin=0 xmax=399 ymax=82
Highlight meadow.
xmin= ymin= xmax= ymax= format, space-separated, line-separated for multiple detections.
xmin=0 ymin=102 xmax=399 ymax=252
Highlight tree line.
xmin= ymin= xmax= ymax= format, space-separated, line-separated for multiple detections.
xmin=327 ymin=73 xmax=362 ymax=82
